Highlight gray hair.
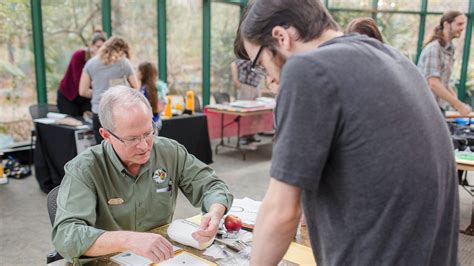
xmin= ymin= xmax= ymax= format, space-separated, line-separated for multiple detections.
xmin=98 ymin=85 xmax=152 ymax=131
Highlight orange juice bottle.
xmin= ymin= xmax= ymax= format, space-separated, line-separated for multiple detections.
xmin=0 ymin=156 xmax=7 ymax=185
xmin=164 ymin=96 xmax=172 ymax=118
xmin=185 ymin=91 xmax=195 ymax=114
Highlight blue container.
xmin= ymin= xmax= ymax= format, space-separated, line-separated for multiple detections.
xmin=455 ymin=118 xmax=470 ymax=126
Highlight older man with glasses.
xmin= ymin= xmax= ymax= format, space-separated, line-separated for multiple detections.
xmin=52 ymin=86 xmax=233 ymax=264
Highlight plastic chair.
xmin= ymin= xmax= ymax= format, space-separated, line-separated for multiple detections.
xmin=182 ymin=95 xmax=202 ymax=113
xmin=47 ymin=186 xmax=60 ymax=225
xmin=46 ymin=186 xmax=64 ymax=264
xmin=29 ymin=104 xmax=59 ymax=167
xmin=213 ymin=92 xmax=230 ymax=104
xmin=194 ymin=95 xmax=202 ymax=112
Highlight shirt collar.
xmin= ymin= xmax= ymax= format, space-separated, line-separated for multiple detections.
xmin=104 ymin=141 xmax=152 ymax=178
xmin=442 ymin=41 xmax=455 ymax=54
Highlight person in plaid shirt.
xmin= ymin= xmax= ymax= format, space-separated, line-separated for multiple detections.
xmin=417 ymin=10 xmax=470 ymax=115
xmin=231 ymin=59 xmax=263 ymax=100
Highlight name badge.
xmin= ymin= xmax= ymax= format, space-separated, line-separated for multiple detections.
xmin=108 ymin=198 xmax=124 ymax=205
xmin=153 ymin=168 xmax=168 ymax=184
xmin=156 ymin=187 xmax=170 ymax=193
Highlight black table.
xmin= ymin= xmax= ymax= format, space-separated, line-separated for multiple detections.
xmin=159 ymin=113 xmax=212 ymax=164
xmin=34 ymin=113 xmax=212 ymax=193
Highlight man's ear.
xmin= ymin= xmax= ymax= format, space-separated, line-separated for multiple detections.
xmin=99 ymin=127 xmax=111 ymax=144
xmin=271 ymin=26 xmax=291 ymax=50
xmin=443 ymin=20 xmax=450 ymax=30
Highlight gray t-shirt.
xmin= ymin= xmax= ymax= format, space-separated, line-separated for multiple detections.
xmin=271 ymin=35 xmax=459 ymax=265
xmin=84 ymin=56 xmax=134 ymax=113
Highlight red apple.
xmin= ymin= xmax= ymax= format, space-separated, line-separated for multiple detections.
xmin=224 ymin=215 xmax=242 ymax=232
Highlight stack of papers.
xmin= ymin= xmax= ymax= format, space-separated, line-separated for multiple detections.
xmin=229 ymin=101 xmax=266 ymax=109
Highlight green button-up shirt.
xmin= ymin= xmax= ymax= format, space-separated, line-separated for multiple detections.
xmin=52 ymin=136 xmax=233 ymax=262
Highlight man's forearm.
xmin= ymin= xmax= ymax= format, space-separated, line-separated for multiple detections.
xmin=208 ymin=203 xmax=226 ymax=218
xmin=250 ymin=198 xmax=301 ymax=265
xmin=83 ymin=231 xmax=130 ymax=257
xmin=250 ymin=179 xmax=302 ymax=265
xmin=428 ymin=78 xmax=462 ymax=108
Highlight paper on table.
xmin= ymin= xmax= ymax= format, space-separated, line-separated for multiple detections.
xmin=203 ymin=244 xmax=228 ymax=259
xmin=34 ymin=118 xmax=56 ymax=124
xmin=46 ymin=112 xmax=67 ymax=119
xmin=229 ymin=100 xmax=266 ymax=109
xmin=228 ymin=197 xmax=261 ymax=225
xmin=110 ymin=246 xmax=183 ymax=265
xmin=159 ymin=252 xmax=213 ymax=265
xmin=110 ymin=251 xmax=152 ymax=265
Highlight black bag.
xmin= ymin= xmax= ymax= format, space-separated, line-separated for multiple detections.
xmin=2 ymin=156 xmax=31 ymax=179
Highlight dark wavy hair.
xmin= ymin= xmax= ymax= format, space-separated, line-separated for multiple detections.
xmin=138 ymin=62 xmax=158 ymax=114
xmin=234 ymin=0 xmax=338 ymax=59
xmin=425 ymin=11 xmax=463 ymax=48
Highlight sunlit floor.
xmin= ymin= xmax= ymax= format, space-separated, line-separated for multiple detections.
xmin=0 ymin=139 xmax=473 ymax=265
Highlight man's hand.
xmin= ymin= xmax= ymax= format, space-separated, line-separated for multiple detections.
xmin=125 ymin=232 xmax=174 ymax=262
xmin=455 ymin=102 xmax=472 ymax=116
xmin=192 ymin=203 xmax=226 ymax=243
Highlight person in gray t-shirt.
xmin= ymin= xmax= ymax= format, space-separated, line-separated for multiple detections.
xmin=79 ymin=36 xmax=139 ymax=143
xmin=236 ymin=1 xmax=459 ymax=265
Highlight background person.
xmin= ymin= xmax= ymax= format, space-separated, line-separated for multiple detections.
xmin=417 ymin=10 xmax=470 ymax=115
xmin=231 ymin=59 xmax=263 ymax=145
xmin=52 ymin=86 xmax=233 ymax=264
xmin=57 ymin=30 xmax=106 ymax=116
xmin=79 ymin=36 xmax=140 ymax=143
xmin=138 ymin=62 xmax=168 ymax=130
xmin=231 ymin=59 xmax=262 ymax=100
xmin=235 ymin=1 xmax=459 ymax=265
xmin=345 ymin=17 xmax=384 ymax=43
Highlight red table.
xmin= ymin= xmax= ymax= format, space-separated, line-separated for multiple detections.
xmin=205 ymin=104 xmax=274 ymax=160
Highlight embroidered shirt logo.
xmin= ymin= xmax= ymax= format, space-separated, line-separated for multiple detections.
xmin=153 ymin=168 xmax=167 ymax=183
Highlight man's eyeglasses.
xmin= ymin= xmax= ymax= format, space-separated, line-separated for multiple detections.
xmin=106 ymin=123 xmax=156 ymax=146
xmin=251 ymin=45 xmax=267 ymax=76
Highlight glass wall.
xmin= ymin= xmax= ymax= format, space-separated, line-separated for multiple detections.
xmin=3 ymin=0 xmax=474 ymax=136
xmin=378 ymin=13 xmax=419 ymax=61
xmin=327 ymin=0 xmax=472 ymax=103
xmin=468 ymin=35 xmax=474 ymax=104
xmin=331 ymin=11 xmax=372 ymax=29
xmin=210 ymin=2 xmax=240 ymax=100
xmin=330 ymin=0 xmax=372 ymax=9
xmin=377 ymin=0 xmax=420 ymax=11
xmin=167 ymin=0 xmax=202 ymax=99
xmin=427 ymin=0 xmax=469 ymax=13
xmin=42 ymin=0 xmax=102 ymax=104
xmin=0 ymin=1 xmax=37 ymax=141
xmin=111 ymin=1 xmax=158 ymax=69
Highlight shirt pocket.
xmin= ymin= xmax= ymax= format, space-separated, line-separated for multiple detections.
xmin=151 ymin=184 xmax=173 ymax=218
xmin=106 ymin=200 xmax=132 ymax=227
